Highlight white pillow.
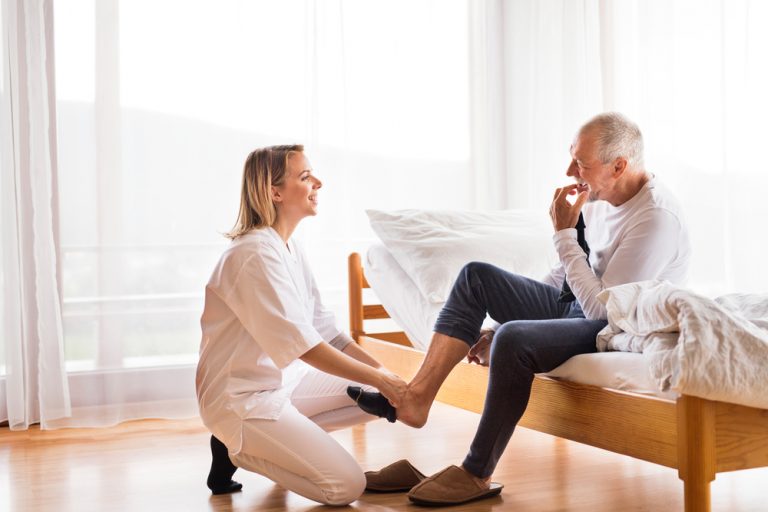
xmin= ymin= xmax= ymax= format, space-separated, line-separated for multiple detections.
xmin=364 ymin=243 xmax=442 ymax=350
xmin=366 ymin=209 xmax=559 ymax=303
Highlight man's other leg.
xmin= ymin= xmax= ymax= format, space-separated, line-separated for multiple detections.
xmin=395 ymin=262 xmax=568 ymax=428
xmin=461 ymin=318 xmax=607 ymax=478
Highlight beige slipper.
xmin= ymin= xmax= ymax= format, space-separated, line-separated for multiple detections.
xmin=407 ymin=465 xmax=503 ymax=506
xmin=364 ymin=459 xmax=427 ymax=492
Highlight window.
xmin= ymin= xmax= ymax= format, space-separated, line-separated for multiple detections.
xmin=54 ymin=0 xmax=471 ymax=371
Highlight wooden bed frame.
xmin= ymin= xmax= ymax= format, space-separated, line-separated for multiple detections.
xmin=348 ymin=252 xmax=768 ymax=512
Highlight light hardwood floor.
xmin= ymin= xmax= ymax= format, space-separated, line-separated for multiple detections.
xmin=1 ymin=402 xmax=764 ymax=512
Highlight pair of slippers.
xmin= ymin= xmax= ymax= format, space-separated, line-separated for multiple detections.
xmin=348 ymin=387 xmax=503 ymax=505
xmin=365 ymin=459 xmax=503 ymax=506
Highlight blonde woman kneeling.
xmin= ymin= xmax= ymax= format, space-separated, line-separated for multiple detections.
xmin=196 ymin=145 xmax=406 ymax=505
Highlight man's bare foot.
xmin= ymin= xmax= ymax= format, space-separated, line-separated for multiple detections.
xmin=347 ymin=386 xmax=429 ymax=426
xmin=391 ymin=386 xmax=433 ymax=428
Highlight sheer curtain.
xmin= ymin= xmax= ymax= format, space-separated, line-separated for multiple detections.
xmin=468 ymin=0 xmax=603 ymax=210
xmin=22 ymin=0 xmax=470 ymax=428
xmin=472 ymin=0 xmax=768 ymax=295
xmin=597 ymin=0 xmax=768 ymax=295
xmin=4 ymin=0 xmax=766 ymax=429
xmin=0 ymin=0 xmax=71 ymax=429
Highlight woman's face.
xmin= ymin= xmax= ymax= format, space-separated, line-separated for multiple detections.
xmin=272 ymin=152 xmax=322 ymax=221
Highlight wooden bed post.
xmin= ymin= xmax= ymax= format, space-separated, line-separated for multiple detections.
xmin=348 ymin=253 xmax=365 ymax=341
xmin=677 ymin=395 xmax=716 ymax=512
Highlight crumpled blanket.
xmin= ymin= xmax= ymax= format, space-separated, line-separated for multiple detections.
xmin=596 ymin=280 xmax=768 ymax=409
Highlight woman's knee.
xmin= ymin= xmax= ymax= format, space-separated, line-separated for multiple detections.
xmin=318 ymin=466 xmax=366 ymax=506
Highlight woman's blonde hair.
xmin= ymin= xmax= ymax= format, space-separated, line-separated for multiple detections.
xmin=226 ymin=144 xmax=304 ymax=240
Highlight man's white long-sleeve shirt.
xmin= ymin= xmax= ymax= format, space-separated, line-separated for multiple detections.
xmin=544 ymin=176 xmax=691 ymax=320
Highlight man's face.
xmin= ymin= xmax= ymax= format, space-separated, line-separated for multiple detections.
xmin=566 ymin=130 xmax=615 ymax=203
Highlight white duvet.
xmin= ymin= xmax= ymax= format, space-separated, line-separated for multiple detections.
xmin=596 ymin=281 xmax=768 ymax=409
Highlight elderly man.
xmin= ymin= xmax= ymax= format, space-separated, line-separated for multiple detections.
xmin=349 ymin=112 xmax=691 ymax=505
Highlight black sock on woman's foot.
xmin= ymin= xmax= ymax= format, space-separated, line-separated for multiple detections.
xmin=207 ymin=435 xmax=243 ymax=495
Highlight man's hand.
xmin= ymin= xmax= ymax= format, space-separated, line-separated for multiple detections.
xmin=550 ymin=184 xmax=589 ymax=231
xmin=467 ymin=329 xmax=494 ymax=366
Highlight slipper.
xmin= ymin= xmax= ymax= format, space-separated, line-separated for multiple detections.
xmin=364 ymin=459 xmax=427 ymax=492
xmin=407 ymin=465 xmax=503 ymax=506
xmin=346 ymin=386 xmax=397 ymax=423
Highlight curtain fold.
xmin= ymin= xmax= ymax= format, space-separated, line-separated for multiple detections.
xmin=0 ymin=0 xmax=71 ymax=429
xmin=468 ymin=0 xmax=507 ymax=209
xmin=468 ymin=0 xmax=603 ymax=211
xmin=45 ymin=0 xmax=472 ymax=429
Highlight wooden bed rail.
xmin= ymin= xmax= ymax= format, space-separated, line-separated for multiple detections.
xmin=348 ymin=252 xmax=412 ymax=346
xmin=347 ymin=252 xmax=365 ymax=340
xmin=347 ymin=251 xmax=768 ymax=512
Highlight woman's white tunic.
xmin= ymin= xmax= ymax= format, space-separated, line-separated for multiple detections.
xmin=195 ymin=227 xmax=340 ymax=452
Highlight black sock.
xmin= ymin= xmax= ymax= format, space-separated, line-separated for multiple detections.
xmin=206 ymin=435 xmax=243 ymax=495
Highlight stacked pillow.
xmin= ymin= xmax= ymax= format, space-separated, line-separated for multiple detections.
xmin=367 ymin=209 xmax=558 ymax=304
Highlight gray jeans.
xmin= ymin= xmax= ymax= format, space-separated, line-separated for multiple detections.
xmin=433 ymin=262 xmax=607 ymax=478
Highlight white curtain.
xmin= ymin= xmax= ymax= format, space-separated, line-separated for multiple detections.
xmin=4 ymin=0 xmax=767 ymax=429
xmin=0 ymin=0 xmax=71 ymax=429
xmin=471 ymin=0 xmax=768 ymax=295
xmin=468 ymin=0 xmax=603 ymax=210
xmin=13 ymin=0 xmax=472 ymax=428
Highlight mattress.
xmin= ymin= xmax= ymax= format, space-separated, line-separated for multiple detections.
xmin=363 ymin=243 xmax=677 ymax=401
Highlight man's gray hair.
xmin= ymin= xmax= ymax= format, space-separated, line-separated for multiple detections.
xmin=580 ymin=112 xmax=644 ymax=169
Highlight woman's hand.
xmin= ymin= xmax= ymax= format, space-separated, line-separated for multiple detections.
xmin=376 ymin=369 xmax=408 ymax=408
xmin=467 ymin=329 xmax=494 ymax=366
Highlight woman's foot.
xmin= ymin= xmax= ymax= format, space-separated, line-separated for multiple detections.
xmin=207 ymin=435 xmax=243 ymax=495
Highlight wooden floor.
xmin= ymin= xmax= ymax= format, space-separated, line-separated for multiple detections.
xmin=1 ymin=402 xmax=765 ymax=512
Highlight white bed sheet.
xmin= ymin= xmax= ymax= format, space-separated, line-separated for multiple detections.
xmin=364 ymin=243 xmax=677 ymax=401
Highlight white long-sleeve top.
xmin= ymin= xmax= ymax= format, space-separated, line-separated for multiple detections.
xmin=196 ymin=227 xmax=341 ymax=446
xmin=543 ymin=176 xmax=691 ymax=320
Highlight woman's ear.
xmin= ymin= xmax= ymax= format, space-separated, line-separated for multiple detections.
xmin=271 ymin=185 xmax=282 ymax=203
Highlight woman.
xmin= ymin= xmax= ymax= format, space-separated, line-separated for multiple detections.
xmin=196 ymin=145 xmax=406 ymax=506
